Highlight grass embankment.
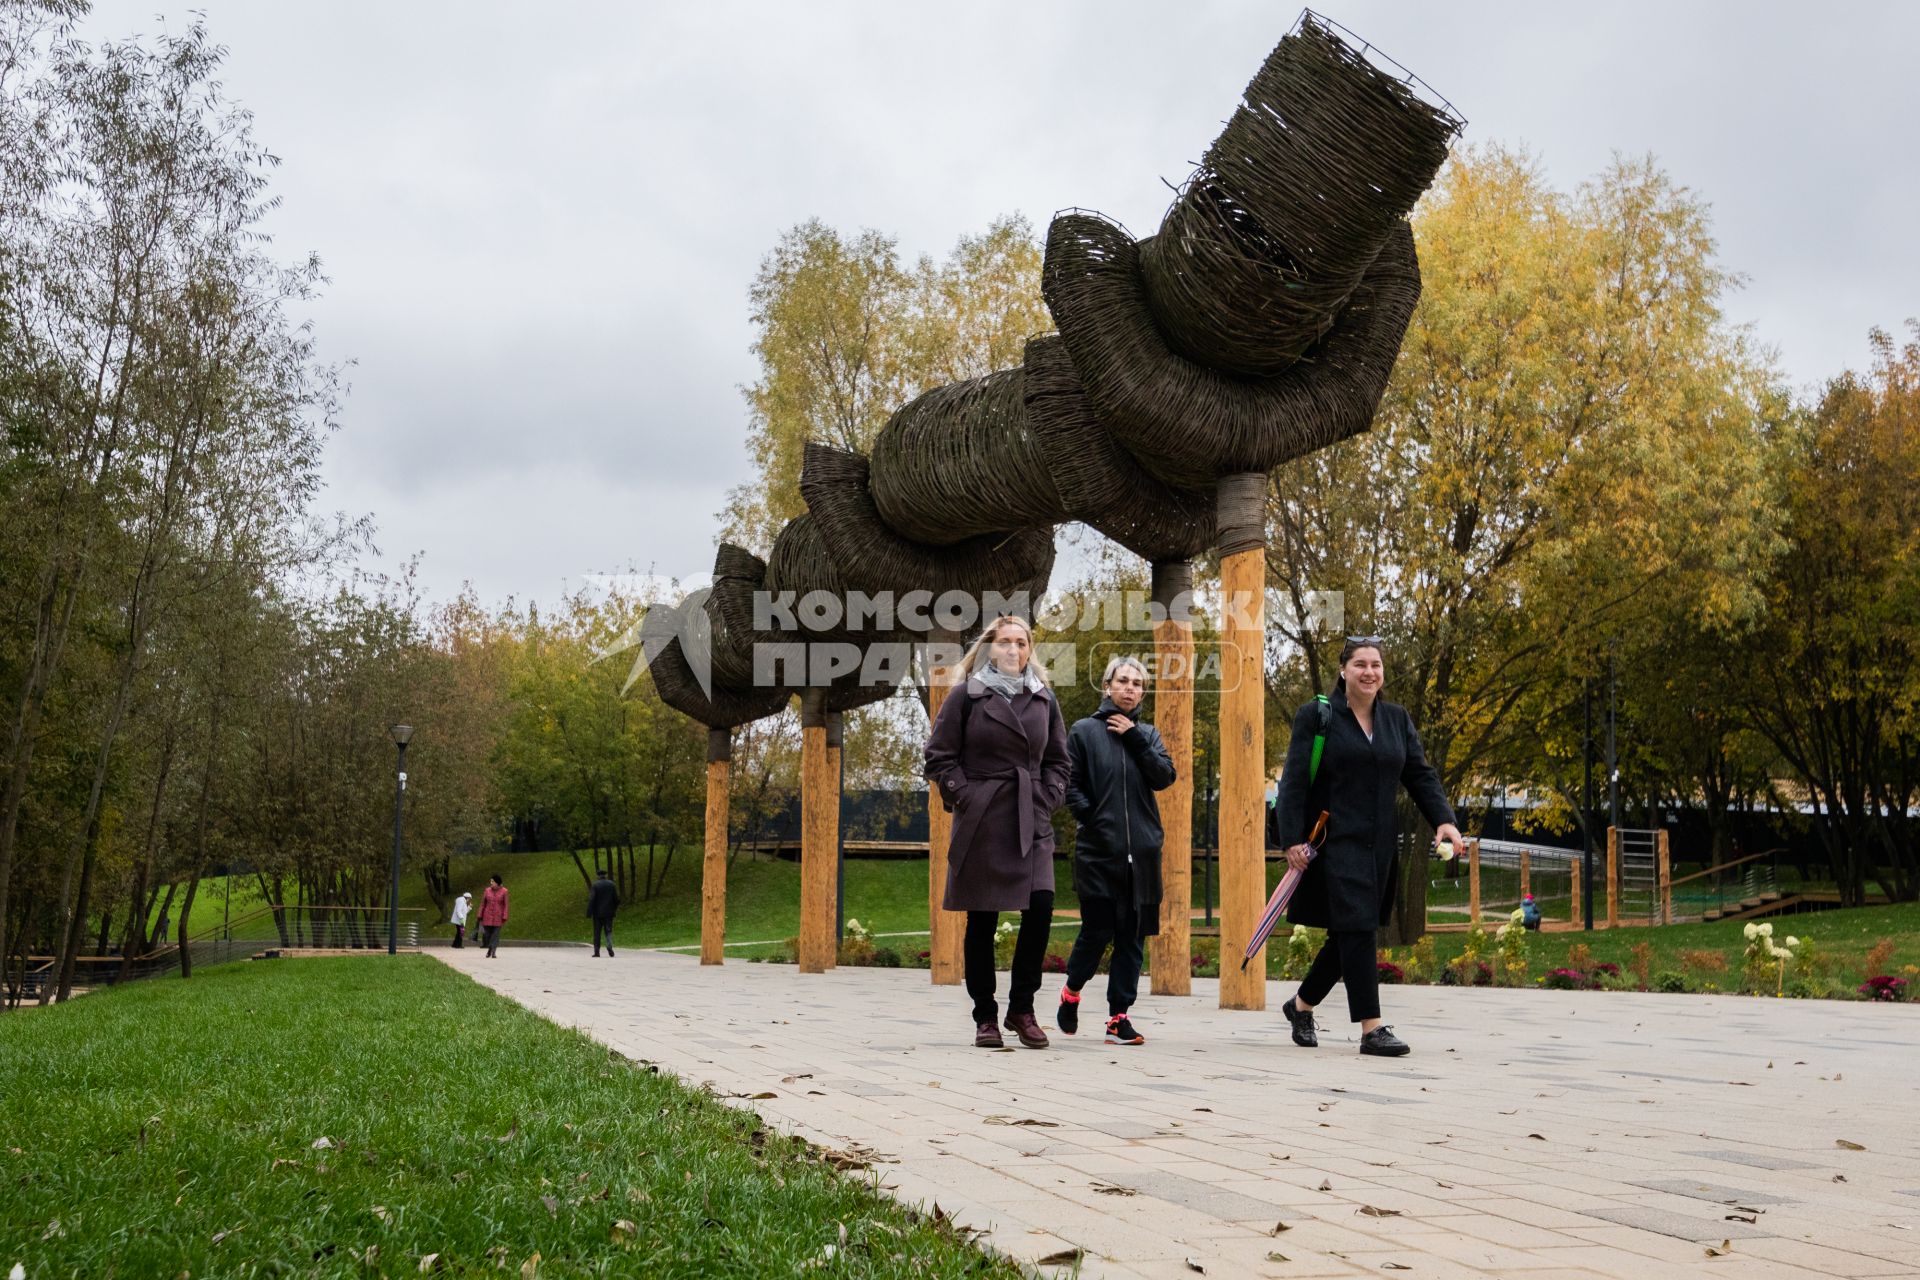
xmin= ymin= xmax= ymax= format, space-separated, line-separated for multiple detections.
xmin=0 ymin=956 xmax=1014 ymax=1279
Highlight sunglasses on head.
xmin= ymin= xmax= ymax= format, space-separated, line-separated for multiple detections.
xmin=1346 ymin=634 xmax=1384 ymax=647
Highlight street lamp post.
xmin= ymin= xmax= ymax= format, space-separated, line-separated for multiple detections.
xmin=388 ymin=724 xmax=413 ymax=955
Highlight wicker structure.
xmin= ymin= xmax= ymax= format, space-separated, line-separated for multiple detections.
xmin=649 ymin=12 xmax=1462 ymax=731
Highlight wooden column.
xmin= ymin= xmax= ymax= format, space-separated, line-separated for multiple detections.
xmin=1150 ymin=561 xmax=1194 ymax=997
xmin=1216 ymin=473 xmax=1266 ymax=1011
xmin=925 ymin=640 xmax=965 ymax=985
xmin=799 ymin=689 xmax=835 ymax=973
xmin=701 ymin=727 xmax=731 ymax=965
xmin=1468 ymin=839 xmax=1482 ymax=927
xmin=1657 ymin=829 xmax=1671 ymax=925
xmin=1605 ymin=826 xmax=1620 ymax=929
xmin=1570 ymin=856 xmax=1586 ymax=928
xmin=827 ymin=710 xmax=844 ymax=960
xmin=1519 ymin=849 xmax=1531 ymax=900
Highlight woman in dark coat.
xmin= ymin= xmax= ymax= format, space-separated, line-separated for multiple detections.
xmin=924 ymin=615 xmax=1071 ymax=1050
xmin=1268 ymin=638 xmax=1464 ymax=1056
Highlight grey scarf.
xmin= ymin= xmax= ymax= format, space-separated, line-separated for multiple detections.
xmin=975 ymin=663 xmax=1042 ymax=700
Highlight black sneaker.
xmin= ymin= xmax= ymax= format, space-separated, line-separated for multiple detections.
xmin=1282 ymin=997 xmax=1318 ymax=1048
xmin=1104 ymin=1014 xmax=1144 ymax=1046
xmin=1057 ymin=989 xmax=1081 ymax=1036
xmin=1360 ymin=1025 xmax=1410 ymax=1057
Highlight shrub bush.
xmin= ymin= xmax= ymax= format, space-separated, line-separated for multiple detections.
xmin=1628 ymin=941 xmax=1654 ymax=990
xmin=872 ymin=947 xmax=902 ymax=968
xmin=1864 ymin=938 xmax=1897 ymax=980
xmin=1543 ymin=967 xmax=1585 ymax=990
xmin=1653 ymin=970 xmax=1690 ymax=993
xmin=1377 ymin=960 xmax=1406 ymax=985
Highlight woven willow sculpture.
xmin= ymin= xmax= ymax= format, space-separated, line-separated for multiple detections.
xmin=649 ymin=13 xmax=1462 ymax=730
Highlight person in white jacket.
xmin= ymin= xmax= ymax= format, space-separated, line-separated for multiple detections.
xmin=450 ymin=892 xmax=472 ymax=949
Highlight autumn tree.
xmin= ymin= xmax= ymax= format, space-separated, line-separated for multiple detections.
xmin=1267 ymin=146 xmax=1781 ymax=941
xmin=1737 ymin=324 xmax=1920 ymax=904
xmin=722 ymin=214 xmax=1050 ymax=552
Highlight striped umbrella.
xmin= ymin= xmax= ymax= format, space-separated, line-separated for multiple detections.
xmin=1241 ymin=810 xmax=1329 ymax=971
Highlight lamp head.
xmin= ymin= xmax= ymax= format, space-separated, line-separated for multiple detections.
xmin=388 ymin=724 xmax=414 ymax=746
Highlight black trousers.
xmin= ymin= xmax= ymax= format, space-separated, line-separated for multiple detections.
xmin=1297 ymin=929 xmax=1381 ymax=1022
xmin=482 ymin=924 xmax=501 ymax=957
xmin=1065 ymin=888 xmax=1144 ymax=1016
xmin=964 ymin=890 xmax=1054 ymax=1024
xmin=592 ymin=917 xmax=615 ymax=953
xmin=452 ymin=924 xmax=465 ymax=949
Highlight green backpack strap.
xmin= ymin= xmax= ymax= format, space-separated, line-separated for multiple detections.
xmin=1308 ymin=694 xmax=1332 ymax=784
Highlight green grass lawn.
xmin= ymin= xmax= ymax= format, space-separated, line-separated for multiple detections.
xmin=399 ymin=851 xmax=1084 ymax=952
xmin=0 ymin=956 xmax=1014 ymax=1279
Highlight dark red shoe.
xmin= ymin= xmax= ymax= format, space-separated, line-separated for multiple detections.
xmin=1004 ymin=1012 xmax=1049 ymax=1049
xmin=975 ymin=1020 xmax=1005 ymax=1048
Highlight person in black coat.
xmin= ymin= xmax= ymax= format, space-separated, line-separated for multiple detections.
xmin=1268 ymin=637 xmax=1465 ymax=1056
xmin=587 ymin=869 xmax=620 ymax=957
xmin=1059 ymin=656 xmax=1175 ymax=1046
xmin=924 ymin=615 xmax=1071 ymax=1050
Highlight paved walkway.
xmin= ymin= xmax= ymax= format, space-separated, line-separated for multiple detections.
xmin=439 ymin=948 xmax=1920 ymax=1278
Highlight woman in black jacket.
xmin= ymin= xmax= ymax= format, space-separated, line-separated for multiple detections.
xmin=1268 ymin=637 xmax=1464 ymax=1056
xmin=1059 ymin=656 xmax=1176 ymax=1045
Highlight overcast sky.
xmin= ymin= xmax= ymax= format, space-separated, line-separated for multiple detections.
xmin=81 ymin=1 xmax=1920 ymax=608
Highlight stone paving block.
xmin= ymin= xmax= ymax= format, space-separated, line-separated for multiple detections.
xmin=1680 ymin=1146 xmax=1826 ymax=1171
xmin=437 ymin=951 xmax=1920 ymax=1279
xmin=1732 ymin=1236 xmax=1919 ymax=1276
xmin=1625 ymin=1177 xmax=1793 ymax=1206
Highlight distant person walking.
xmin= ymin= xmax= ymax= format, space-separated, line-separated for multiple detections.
xmin=924 ymin=614 xmax=1071 ymax=1050
xmin=155 ymin=910 xmax=170 ymax=945
xmin=587 ymin=869 xmax=620 ymax=956
xmin=1059 ymin=656 xmax=1176 ymax=1046
xmin=478 ymin=874 xmax=510 ymax=958
xmin=450 ymin=891 xmax=472 ymax=949
xmin=1269 ymin=637 xmax=1465 ymax=1056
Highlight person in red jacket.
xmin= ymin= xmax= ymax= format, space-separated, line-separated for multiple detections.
xmin=478 ymin=874 xmax=510 ymax=958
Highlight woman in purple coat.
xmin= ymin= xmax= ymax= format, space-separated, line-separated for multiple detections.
xmin=924 ymin=615 xmax=1071 ymax=1049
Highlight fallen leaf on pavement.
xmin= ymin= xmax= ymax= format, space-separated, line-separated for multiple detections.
xmin=1837 ymin=1139 xmax=1866 ymax=1151
xmin=1705 ymin=1240 xmax=1732 ymax=1257
xmin=1269 ymin=1221 xmax=1291 ymax=1235
xmin=1358 ymin=1205 xmax=1402 ymax=1218
xmin=1035 ymin=1248 xmax=1083 ymax=1265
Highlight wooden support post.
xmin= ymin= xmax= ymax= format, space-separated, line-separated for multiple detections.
xmin=1216 ymin=473 xmax=1266 ymax=1011
xmin=827 ymin=710 xmax=843 ymax=962
xmin=1468 ymin=839 xmax=1481 ymax=928
xmin=1606 ymin=826 xmax=1619 ymax=929
xmin=1149 ymin=561 xmax=1194 ymax=997
xmin=1519 ymin=849 xmax=1531 ymax=900
xmin=925 ymin=639 xmax=965 ymax=985
xmin=799 ymin=689 xmax=835 ymax=973
xmin=1657 ymin=829 xmax=1671 ymax=925
xmin=701 ymin=728 xmax=731 ymax=965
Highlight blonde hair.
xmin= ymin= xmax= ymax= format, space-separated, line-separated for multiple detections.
xmin=1101 ymin=655 xmax=1148 ymax=687
xmin=960 ymin=615 xmax=1048 ymax=685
